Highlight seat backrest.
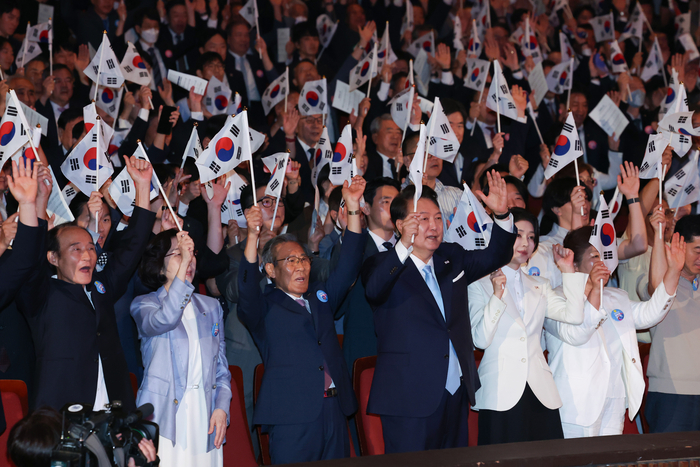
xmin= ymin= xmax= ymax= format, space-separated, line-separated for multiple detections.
xmin=0 ymin=380 xmax=29 ymax=466
xmin=253 ymin=364 xmax=271 ymax=465
xmin=224 ymin=366 xmax=258 ymax=467
xmin=129 ymin=373 xmax=138 ymax=399
xmin=352 ymin=356 xmax=384 ymax=456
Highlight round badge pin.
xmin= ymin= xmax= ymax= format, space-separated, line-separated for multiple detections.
xmin=212 ymin=323 xmax=219 ymax=337
xmin=611 ymin=309 xmax=624 ymax=321
xmin=165 ymin=49 xmax=173 ymax=58
xmin=693 ymin=277 xmax=699 ymax=291
xmin=588 ymin=140 xmax=597 ymax=150
xmin=528 ymin=266 xmax=540 ymax=276
xmin=256 ymin=69 xmax=264 ymax=78
xmin=94 ymin=281 xmax=106 ymax=294
xmin=317 ymin=290 xmax=329 ymax=303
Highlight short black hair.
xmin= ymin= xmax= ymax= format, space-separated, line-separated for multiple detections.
xmin=390 ymin=185 xmax=440 ymax=225
xmin=68 ymin=192 xmax=90 ymax=221
xmin=200 ymin=28 xmax=227 ymax=48
xmin=134 ymin=7 xmax=160 ymax=28
xmin=205 ymin=115 xmax=229 ymax=141
xmin=674 ymin=214 xmax=700 ymax=243
xmin=0 ymin=0 xmax=19 ymax=16
xmin=166 ymin=0 xmax=187 ymax=15
xmin=138 ymin=229 xmax=179 ymax=290
xmin=45 ymin=63 xmax=71 ymax=80
xmin=478 ymin=164 xmax=510 ymax=190
xmin=441 ymin=98 xmax=467 ymax=123
xmin=328 ymin=185 xmax=344 ymax=212
xmin=364 ymin=177 xmax=401 ymax=207
xmin=56 ymin=38 xmax=78 ymax=55
xmin=512 ymin=207 xmax=540 ymax=252
xmin=7 ymin=406 xmax=61 ymax=467
xmin=57 ymin=107 xmax=83 ymax=130
xmin=240 ymin=183 xmax=256 ymax=211
xmin=563 ymin=226 xmax=595 ymax=267
xmin=291 ymin=21 xmax=319 ymax=43
xmin=541 ymin=177 xmax=591 ymax=236
xmin=196 ymin=51 xmax=224 ymax=72
xmin=481 ymin=174 xmax=529 ymax=206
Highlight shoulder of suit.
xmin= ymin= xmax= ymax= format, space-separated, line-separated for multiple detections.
xmin=606 ymin=286 xmax=630 ymax=303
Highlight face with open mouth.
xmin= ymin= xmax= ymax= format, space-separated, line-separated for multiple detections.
xmin=265 ymin=240 xmax=311 ymax=297
xmin=49 ymin=226 xmax=97 ymax=285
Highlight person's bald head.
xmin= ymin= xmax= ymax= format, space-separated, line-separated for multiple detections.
xmin=9 ymin=77 xmax=35 ymax=107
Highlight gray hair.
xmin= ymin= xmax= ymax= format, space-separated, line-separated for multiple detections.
xmin=370 ymin=114 xmax=394 ymax=135
xmin=260 ymin=233 xmax=310 ymax=277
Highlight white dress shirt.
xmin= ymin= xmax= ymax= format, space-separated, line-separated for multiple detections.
xmin=377 ymin=152 xmax=394 ymax=178
xmin=84 ymin=287 xmax=110 ymax=410
xmin=230 ymin=51 xmax=261 ymax=101
xmin=368 ymin=230 xmax=397 ymax=252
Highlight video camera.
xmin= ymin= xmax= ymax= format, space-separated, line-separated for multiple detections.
xmin=50 ymin=401 xmax=159 ymax=467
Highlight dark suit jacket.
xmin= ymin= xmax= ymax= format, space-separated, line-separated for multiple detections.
xmin=155 ymin=25 xmax=199 ymax=74
xmin=237 ymin=230 xmax=367 ymax=425
xmin=61 ymin=0 xmax=122 ymax=52
xmin=0 ymin=221 xmax=45 ymax=310
xmin=362 ymin=224 xmax=516 ymax=416
xmin=36 ymin=96 xmax=89 ymax=151
xmin=17 ymin=207 xmax=155 ymax=411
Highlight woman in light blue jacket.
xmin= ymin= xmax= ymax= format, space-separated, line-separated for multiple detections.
xmin=131 ymin=229 xmax=231 ymax=466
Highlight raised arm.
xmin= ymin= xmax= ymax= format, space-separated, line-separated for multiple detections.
xmin=647 ymin=206 xmax=668 ymax=297
xmin=468 ymin=273 xmax=507 ymax=349
xmin=238 ymin=205 xmax=267 ymax=330
xmin=617 ymin=162 xmax=646 ymax=260
xmin=544 ymin=245 xmax=586 ymax=325
xmin=202 ymin=177 xmax=230 ymax=254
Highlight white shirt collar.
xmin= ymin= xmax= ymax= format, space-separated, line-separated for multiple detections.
xmin=409 ymin=254 xmax=435 ymax=275
xmin=368 ymin=230 xmax=396 ymax=252
xmin=297 ymin=137 xmax=313 ymax=158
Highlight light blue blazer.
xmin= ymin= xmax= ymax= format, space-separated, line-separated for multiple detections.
xmin=130 ymin=278 xmax=232 ymax=451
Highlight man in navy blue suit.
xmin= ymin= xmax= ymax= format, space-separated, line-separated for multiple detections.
xmin=362 ymin=171 xmax=517 ymax=453
xmin=238 ymin=176 xmax=367 ymax=464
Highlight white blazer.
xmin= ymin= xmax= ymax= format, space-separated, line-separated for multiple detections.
xmin=544 ymin=283 xmax=675 ymax=427
xmin=468 ymin=271 xmax=587 ymax=412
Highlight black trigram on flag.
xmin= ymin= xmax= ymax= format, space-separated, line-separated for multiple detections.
xmin=139 ymin=72 xmax=148 ymax=78
xmin=92 ymin=133 xmax=98 ymax=143
xmin=430 ymin=137 xmax=436 ymax=145
xmin=548 ymin=159 xmax=558 ymax=168
xmin=220 ymin=204 xmax=229 ymax=214
xmin=603 ymin=251 xmax=614 ymax=260
xmin=355 ymin=79 xmax=362 ymax=86
xmin=269 ymin=180 xmax=280 ymax=192
xmin=675 ymin=169 xmax=686 ymax=180
xmin=302 ymin=103 xmax=310 ymax=112
xmin=500 ymin=84 xmax=508 ymax=94
xmin=120 ymin=180 xmax=130 ymax=193
xmin=648 ymin=141 xmax=656 ymax=152
xmin=575 ymin=140 xmax=582 ymax=151
xmin=396 ymin=103 xmax=403 ymax=111
xmin=563 ymin=122 xmax=574 ymax=133
xmin=123 ymin=65 xmax=133 ymax=73
xmin=209 ymin=161 xmax=221 ymax=174
xmin=601 ymin=209 xmax=610 ymax=219
xmin=440 ymin=123 xmax=449 ymax=134
xmin=319 ymin=137 xmax=326 ymax=145
xmin=235 ymin=207 xmax=243 ymax=217
xmin=475 ymin=238 xmax=486 ymax=247
xmin=315 ymin=85 xmax=323 ymax=93
xmin=106 ymin=59 xmax=115 ymax=70
xmin=679 ymin=135 xmax=690 ymax=144
xmin=443 ymin=144 xmax=453 ymax=152
xmin=214 ymin=86 xmax=222 ymax=93
xmin=230 ymin=125 xmax=240 ymax=137
xmin=591 ymin=225 xmax=598 ymax=236
xmin=507 ymin=102 xmax=516 ymax=110
xmin=106 ymin=77 xmax=117 ymax=86
xmin=7 ymin=106 xmax=17 ymax=117
xmin=456 ymin=226 xmax=467 ymax=238
xmin=668 ymin=188 xmax=678 ymax=196
xmin=331 ymin=167 xmax=342 ymax=175
xmin=319 ymin=102 xmax=325 ymax=111
xmin=69 ymin=158 xmax=79 ymax=170
xmin=640 ymin=162 xmax=650 ymax=172
xmin=235 ymin=148 xmax=243 ymax=160
xmin=92 ymin=65 xmax=99 ymax=75
xmin=85 ymin=175 xmax=97 ymax=185
xmin=669 ymin=125 xmax=676 ymax=132
xmin=685 ymin=185 xmax=696 ymax=195
xmin=678 ymin=116 xmax=688 ymax=124
xmin=65 ymin=186 xmax=76 ymax=197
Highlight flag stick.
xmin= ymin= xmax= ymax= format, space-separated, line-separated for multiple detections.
xmin=284 ymin=67 xmax=289 ymax=113
xmin=254 ymin=0 xmax=262 ymax=59
xmin=574 ymin=157 xmax=584 ymax=216
xmin=95 ymin=116 xmax=101 ymax=232
xmin=659 ymin=163 xmax=666 ymax=239
xmin=424 ymin=100 xmax=438 ymax=174
xmin=93 ymin=32 xmax=107 ymax=102
xmin=600 ymin=278 xmax=604 ymax=311
xmin=471 ymin=66 xmax=488 ymax=137
xmin=494 ymin=62 xmax=501 ymax=144
xmin=401 ymin=87 xmax=414 ymax=144
xmin=269 ymin=153 xmax=289 ymax=231
xmin=180 ymin=122 xmax=198 ymax=171
xmin=409 ymin=59 xmax=414 ymax=85
xmin=367 ymin=43 xmax=377 ymax=98
xmin=22 ymin=23 xmax=28 ymax=69
xmin=566 ymin=59 xmax=573 ymax=109
xmin=529 ymin=107 xmax=544 ymax=144
xmin=138 ymin=140 xmax=182 ymax=232
xmin=111 ymin=86 xmax=124 ymax=131
xmin=351 ymin=155 xmax=358 ymax=184
xmin=147 ymin=96 xmax=154 ymax=110
xmin=49 ymin=18 xmax=53 ymax=75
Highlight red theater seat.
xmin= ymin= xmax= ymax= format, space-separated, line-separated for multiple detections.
xmin=0 ymin=380 xmax=29 ymax=466
xmin=224 ymin=365 xmax=258 ymax=467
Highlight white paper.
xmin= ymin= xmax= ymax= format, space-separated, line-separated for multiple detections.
xmin=414 ymin=49 xmax=430 ymax=97
xmin=45 ymin=166 xmax=74 ymax=226
xmin=527 ymin=62 xmax=548 ymax=108
xmin=588 ymin=95 xmax=629 ymax=138
xmin=37 ymin=4 xmax=54 ymax=25
xmin=332 ymin=81 xmax=365 ymax=115
xmin=277 ymin=28 xmax=290 ymax=63
xmin=167 ymin=70 xmax=208 ymax=95
xmin=418 ymin=97 xmax=433 ymax=116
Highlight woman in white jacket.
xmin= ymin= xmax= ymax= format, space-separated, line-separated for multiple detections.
xmin=468 ymin=208 xmax=589 ymax=444
xmin=544 ymin=219 xmax=685 ymax=438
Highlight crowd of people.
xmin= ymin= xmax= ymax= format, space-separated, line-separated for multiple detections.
xmin=0 ymin=0 xmax=700 ymax=465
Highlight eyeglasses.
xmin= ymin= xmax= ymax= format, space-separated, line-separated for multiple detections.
xmin=165 ymin=250 xmax=198 ymax=258
xmin=304 ymin=116 xmax=324 ymax=125
xmin=53 ymin=78 xmax=74 ymax=85
xmin=259 ymin=197 xmax=276 ymax=208
xmin=274 ymin=255 xmax=312 ymax=267
xmin=204 ymin=62 xmax=224 ymax=71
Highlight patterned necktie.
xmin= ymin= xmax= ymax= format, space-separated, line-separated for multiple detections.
xmin=295 ymin=297 xmax=332 ymax=391
xmin=388 ymin=158 xmax=397 ymax=178
xmin=382 ymin=241 xmax=393 ymax=251
xmin=147 ymin=47 xmax=162 ymax=88
xmin=423 ymin=266 xmax=461 ymax=395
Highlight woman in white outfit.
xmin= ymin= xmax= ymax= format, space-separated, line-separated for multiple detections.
xmin=131 ymin=230 xmax=232 ymax=466
xmin=468 ymin=208 xmax=588 ymax=444
xmin=544 ymin=220 xmax=684 ymax=438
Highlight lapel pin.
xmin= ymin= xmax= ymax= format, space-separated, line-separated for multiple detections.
xmin=445 ymin=260 xmax=450 ymax=264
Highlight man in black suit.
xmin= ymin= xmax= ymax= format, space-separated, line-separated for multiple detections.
xmin=238 ymin=176 xmax=367 ymax=464
xmin=362 ymin=174 xmax=516 ymax=453
xmin=364 ymin=115 xmax=402 ymax=183
xmin=155 ymin=0 xmax=199 ymax=75
xmin=17 ymin=156 xmax=156 ymax=411
xmin=61 ymin=0 xmax=121 ymax=51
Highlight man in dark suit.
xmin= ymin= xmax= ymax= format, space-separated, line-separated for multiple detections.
xmin=237 ymin=176 xmax=367 ymax=464
xmin=364 ymin=115 xmax=402 ymax=183
xmin=362 ymin=174 xmax=516 ymax=453
xmin=154 ymin=0 xmax=199 ymax=75
xmin=61 ymin=0 xmax=121 ymax=51
xmin=16 ymin=156 xmax=156 ymax=411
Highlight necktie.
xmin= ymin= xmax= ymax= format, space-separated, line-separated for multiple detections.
xmin=382 ymin=241 xmax=393 ymax=251
xmin=236 ymin=56 xmax=261 ymax=101
xmin=147 ymin=47 xmax=162 ymax=88
xmin=308 ymin=148 xmax=315 ymax=163
xmin=295 ymin=297 xmax=333 ymax=392
xmin=57 ymin=106 xmax=66 ymax=113
xmin=176 ymin=34 xmax=183 ymax=45
xmin=484 ymin=125 xmax=496 ymax=141
xmin=633 ymin=118 xmax=643 ymax=132
xmin=388 ymin=158 xmax=397 ymax=179
xmin=423 ymin=266 xmax=461 ymax=394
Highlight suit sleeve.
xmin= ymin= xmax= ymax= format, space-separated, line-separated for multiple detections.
xmin=0 ymin=220 xmax=46 ymax=310
xmin=213 ymin=301 xmax=233 ymax=421
xmin=237 ymin=256 xmax=267 ymax=331
xmin=130 ymin=278 xmax=195 ymax=338
xmin=544 ymin=299 xmax=606 ymax=346
xmin=459 ymin=222 xmax=516 ymax=283
xmin=324 ymin=231 xmax=367 ymax=313
xmin=630 ymin=282 xmax=675 ymax=330
xmin=468 ymin=279 xmax=507 ymax=349
xmin=543 ymin=273 xmax=587 ymax=325
xmin=361 ymin=249 xmax=408 ymax=306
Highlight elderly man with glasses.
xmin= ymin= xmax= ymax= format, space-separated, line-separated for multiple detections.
xmin=238 ymin=175 xmax=366 ymax=464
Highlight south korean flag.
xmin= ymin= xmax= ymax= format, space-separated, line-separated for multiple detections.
xmin=463 ymin=57 xmax=489 ymax=92
xmin=299 ymin=78 xmax=328 ymax=116
xmin=0 ymin=102 xmax=30 ymax=170
xmin=665 ymin=151 xmax=700 ymax=209
xmin=196 ymin=111 xmax=252 ymax=183
xmin=221 ymin=171 xmax=248 ymax=227
xmin=120 ymin=42 xmax=151 ymax=86
xmin=60 ymin=124 xmax=114 ymax=196
xmin=329 ymin=124 xmax=354 ymax=186
xmin=445 ymin=183 xmax=493 ymax=250
xmin=388 ymin=86 xmax=414 ymax=139
xmin=486 ymin=60 xmax=520 ymax=120
xmin=83 ymin=33 xmax=125 ymax=88
xmin=589 ymin=194 xmax=618 ymax=273
xmin=265 ymin=152 xmax=290 ymax=199
xmin=204 ymin=75 xmax=232 ymax=116
xmin=546 ymin=59 xmax=573 ymax=94
xmin=544 ymin=112 xmax=583 ymax=179
xmin=261 ymin=69 xmax=289 ymax=115
xmin=311 ymin=126 xmax=333 ymax=186
xmin=426 ymin=97 xmax=460 ymax=163
xmin=639 ymin=132 xmax=671 ymax=179
xmin=108 ymin=144 xmax=158 ymax=216
xmin=658 ymin=111 xmax=698 ymax=138
xmin=590 ymin=12 xmax=615 ymax=43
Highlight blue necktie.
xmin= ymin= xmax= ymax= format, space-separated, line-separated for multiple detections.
xmin=423 ymin=266 xmax=461 ymax=395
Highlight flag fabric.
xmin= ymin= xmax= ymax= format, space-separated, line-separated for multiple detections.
xmin=546 ymin=58 xmax=573 ymax=94
xmin=311 ymin=126 xmax=333 ymax=186
xmin=665 ymin=151 xmax=700 ymax=209
xmin=641 ymin=37 xmax=664 ymax=82
xmin=317 ymin=15 xmax=338 ymax=48
xmin=678 ymin=33 xmax=700 ymax=61
xmin=659 ymin=69 xmax=681 ymax=120
xmin=196 ymin=111 xmax=252 ymax=183
xmin=400 ymin=0 xmax=414 ymax=36
xmin=445 ymin=183 xmax=493 ymax=250
xmin=658 ymin=110 xmax=697 ymax=137
xmin=240 ymin=0 xmax=258 ymax=29
xmin=639 ymin=132 xmax=671 ymax=179
xmin=474 ymin=0 xmax=491 ymax=37
xmin=120 ymin=42 xmax=151 ymax=86
xmin=377 ymin=24 xmax=397 ymax=69
xmin=675 ymin=13 xmax=691 ymax=38
xmin=83 ymin=33 xmax=125 ymax=88
xmin=249 ymin=127 xmax=265 ymax=153
xmin=426 ymin=97 xmax=460 ymax=163
xmin=205 ymin=75 xmax=232 ymax=116
xmin=453 ymin=15 xmax=464 ymax=52
xmin=299 ymin=78 xmax=328 ymax=115
xmin=544 ymin=112 xmax=583 ymax=179
xmin=329 ymin=124 xmax=354 ymax=185
xmin=509 ymin=25 xmax=524 ymax=45
xmin=388 ymin=86 xmax=414 ymax=135
xmin=609 ymin=40 xmax=628 ymax=73
xmin=26 ymin=21 xmax=51 ymax=44
xmin=232 ymin=92 xmax=243 ymax=115
xmin=486 ymin=60 xmax=519 ymax=120
xmin=265 ymin=152 xmax=289 ymax=198
xmin=348 ymin=44 xmax=377 ymax=92
xmin=261 ymin=68 xmax=289 ymax=115
xmin=619 ymin=2 xmax=645 ymax=42
xmin=589 ymin=194 xmax=619 ymax=273
xmin=548 ymin=0 xmax=569 ymax=25
xmin=181 ymin=125 xmax=203 ymax=167
xmin=60 ymin=124 xmax=114 ymax=195
xmin=559 ymin=31 xmax=575 ymax=63
xmin=464 ymin=57 xmax=489 ymax=91
xmin=520 ymin=18 xmax=542 ymax=64
xmin=0 ymin=101 xmax=30 ymax=169
xmin=15 ymin=35 xmax=42 ymax=68
xmin=407 ymin=32 xmax=435 ymax=58
xmin=590 ymin=13 xmax=615 ymax=43
xmin=221 ymin=171 xmax=248 ymax=227
xmin=82 ymin=102 xmax=115 ymax=144
xmin=408 ymin=123 xmax=427 ymax=204
xmin=108 ymin=144 xmax=158 ymax=216
xmin=11 ymin=126 xmax=41 ymax=167
xmin=90 ymin=84 xmax=123 ymax=122
xmin=467 ymin=19 xmax=483 ymax=57
xmin=609 ymin=186 xmax=624 ymax=220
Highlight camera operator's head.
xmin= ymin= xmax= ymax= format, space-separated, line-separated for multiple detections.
xmin=47 ymin=223 xmax=98 ymax=285
xmin=7 ymin=407 xmax=62 ymax=467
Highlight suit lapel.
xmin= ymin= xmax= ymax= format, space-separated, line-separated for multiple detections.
xmin=193 ymin=295 xmax=214 ymax=388
xmin=433 ymin=254 xmax=453 ymax=324
xmin=405 ymin=260 xmax=446 ymax=325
